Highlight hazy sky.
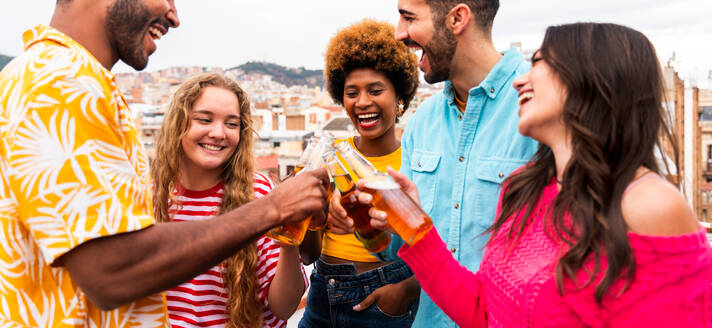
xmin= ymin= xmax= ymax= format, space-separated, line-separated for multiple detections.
xmin=1 ymin=1 xmax=710 ymax=86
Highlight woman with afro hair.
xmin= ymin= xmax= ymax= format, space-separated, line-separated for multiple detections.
xmin=298 ymin=19 xmax=420 ymax=328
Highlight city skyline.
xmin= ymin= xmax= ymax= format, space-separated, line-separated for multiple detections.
xmin=1 ymin=1 xmax=711 ymax=87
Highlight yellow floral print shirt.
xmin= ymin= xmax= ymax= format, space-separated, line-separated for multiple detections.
xmin=0 ymin=25 xmax=168 ymax=327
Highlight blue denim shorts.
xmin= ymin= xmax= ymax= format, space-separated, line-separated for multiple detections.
xmin=298 ymin=258 xmax=418 ymax=328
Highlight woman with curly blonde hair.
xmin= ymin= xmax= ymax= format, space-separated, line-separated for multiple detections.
xmin=152 ymin=73 xmax=308 ymax=328
xmin=299 ymin=19 xmax=420 ymax=328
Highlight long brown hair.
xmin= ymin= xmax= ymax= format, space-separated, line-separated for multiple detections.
xmin=151 ymin=73 xmax=263 ymax=327
xmin=490 ymin=23 xmax=678 ymax=303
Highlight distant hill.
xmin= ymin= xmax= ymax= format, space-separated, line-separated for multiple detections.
xmin=229 ymin=61 xmax=324 ymax=88
xmin=0 ymin=54 xmax=13 ymax=71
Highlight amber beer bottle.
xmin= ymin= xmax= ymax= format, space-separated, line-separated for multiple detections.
xmin=322 ymin=150 xmax=391 ymax=253
xmin=304 ymin=134 xmax=335 ymax=232
xmin=266 ymin=132 xmax=334 ymax=245
xmin=336 ymin=141 xmax=433 ymax=245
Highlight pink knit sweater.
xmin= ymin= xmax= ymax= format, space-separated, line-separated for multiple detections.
xmin=399 ymin=178 xmax=712 ymax=327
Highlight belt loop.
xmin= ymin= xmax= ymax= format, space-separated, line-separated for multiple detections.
xmin=378 ymin=266 xmax=387 ymax=284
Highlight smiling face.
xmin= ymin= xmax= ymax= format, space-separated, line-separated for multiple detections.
xmin=180 ymin=86 xmax=241 ymax=180
xmin=396 ymin=0 xmax=457 ymax=84
xmin=106 ymin=0 xmax=180 ymax=70
xmin=343 ymin=68 xmax=399 ymax=141
xmin=513 ymin=51 xmax=567 ymax=146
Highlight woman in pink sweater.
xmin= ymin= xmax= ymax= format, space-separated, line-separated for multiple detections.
xmin=367 ymin=23 xmax=712 ymax=326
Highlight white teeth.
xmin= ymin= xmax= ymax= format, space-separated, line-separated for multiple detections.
xmin=358 ymin=113 xmax=379 ymax=120
xmin=148 ymin=27 xmax=163 ymax=40
xmin=518 ymin=92 xmax=533 ymax=105
xmin=200 ymin=144 xmax=222 ymax=151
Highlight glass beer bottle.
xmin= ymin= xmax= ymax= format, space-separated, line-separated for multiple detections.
xmin=336 ymin=141 xmax=433 ymax=245
xmin=322 ymin=150 xmax=391 ymax=253
xmin=294 ymin=136 xmax=318 ymax=175
xmin=281 ymin=136 xmax=317 ymax=182
xmin=266 ymin=132 xmax=334 ymax=245
xmin=303 ymin=132 xmax=335 ymax=232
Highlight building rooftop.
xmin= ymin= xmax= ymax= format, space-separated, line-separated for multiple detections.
xmin=255 ymin=153 xmax=279 ymax=171
xmin=322 ymin=117 xmax=353 ymax=132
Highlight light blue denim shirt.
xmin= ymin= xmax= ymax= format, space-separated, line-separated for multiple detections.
xmin=378 ymin=48 xmax=538 ymax=327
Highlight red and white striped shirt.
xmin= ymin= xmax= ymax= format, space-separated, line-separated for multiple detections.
xmin=166 ymin=173 xmax=308 ymax=328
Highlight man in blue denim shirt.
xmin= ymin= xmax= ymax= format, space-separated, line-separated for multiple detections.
xmin=377 ymin=0 xmax=538 ymax=327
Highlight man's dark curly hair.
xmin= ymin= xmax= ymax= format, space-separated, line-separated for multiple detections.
xmin=324 ymin=19 xmax=419 ymax=115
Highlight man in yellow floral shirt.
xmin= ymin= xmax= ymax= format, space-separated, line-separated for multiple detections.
xmin=0 ymin=0 xmax=329 ymax=326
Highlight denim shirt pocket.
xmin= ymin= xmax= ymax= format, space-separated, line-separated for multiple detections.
xmin=410 ymin=149 xmax=441 ymax=214
xmin=473 ymin=158 xmax=528 ymax=228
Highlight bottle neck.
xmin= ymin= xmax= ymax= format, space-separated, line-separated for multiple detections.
xmin=305 ymin=137 xmax=333 ymax=170
xmin=343 ymin=151 xmax=375 ymax=179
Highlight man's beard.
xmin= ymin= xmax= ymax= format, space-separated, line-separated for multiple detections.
xmin=423 ymin=25 xmax=457 ymax=84
xmin=106 ymin=0 xmax=156 ymax=70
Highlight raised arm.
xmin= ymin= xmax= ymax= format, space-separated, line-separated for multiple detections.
xmin=398 ymin=229 xmax=487 ymax=327
xmin=59 ymin=169 xmax=328 ymax=310
xmin=362 ymin=168 xmax=487 ymax=326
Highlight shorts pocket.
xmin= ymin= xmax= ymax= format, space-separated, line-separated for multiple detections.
xmin=368 ymin=301 xmax=417 ymax=323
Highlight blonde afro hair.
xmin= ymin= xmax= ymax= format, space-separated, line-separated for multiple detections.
xmin=324 ymin=19 xmax=419 ymax=113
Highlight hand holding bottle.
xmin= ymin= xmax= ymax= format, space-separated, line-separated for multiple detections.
xmin=266 ymin=131 xmax=335 ymax=245
xmin=355 ymin=167 xmax=421 ymax=234
xmin=326 ymin=188 xmax=355 ymax=234
xmin=265 ymin=168 xmax=330 ymax=227
xmin=336 ymin=141 xmax=431 ymax=245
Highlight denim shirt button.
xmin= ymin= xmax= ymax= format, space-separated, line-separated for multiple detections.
xmin=328 ymin=278 xmax=336 ymax=286
xmin=459 ymin=156 xmax=465 ymax=162
xmin=490 ymin=87 xmax=495 ymax=93
xmin=454 ymin=203 xmax=459 ymax=209
xmin=457 ymin=115 xmax=462 ymax=120
xmin=499 ymin=172 xmax=505 ymax=178
xmin=418 ymin=162 xmax=422 ymax=168
xmin=450 ymin=247 xmax=457 ymax=253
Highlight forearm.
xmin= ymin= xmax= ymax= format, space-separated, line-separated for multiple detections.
xmin=267 ymin=245 xmax=306 ymax=319
xmin=299 ymin=229 xmax=322 ymax=265
xmin=60 ymin=197 xmax=280 ymax=310
xmin=398 ymin=229 xmax=486 ymax=327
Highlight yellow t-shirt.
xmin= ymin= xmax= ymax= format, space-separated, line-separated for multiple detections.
xmin=0 ymin=25 xmax=167 ymax=327
xmin=322 ymin=137 xmax=401 ymax=262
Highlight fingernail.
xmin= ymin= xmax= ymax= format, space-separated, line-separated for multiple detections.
xmin=353 ymin=304 xmax=361 ymax=311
